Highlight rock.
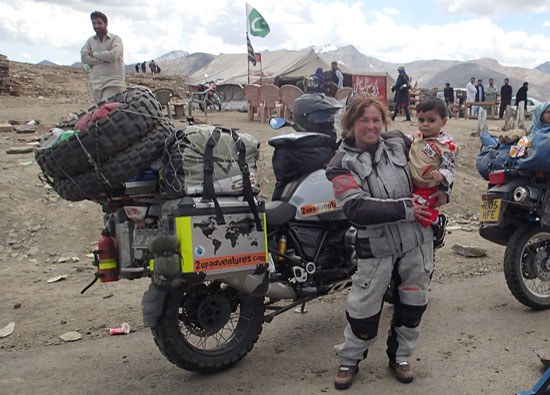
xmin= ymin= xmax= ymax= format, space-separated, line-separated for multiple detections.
xmin=58 ymin=256 xmax=70 ymax=263
xmin=0 ymin=321 xmax=15 ymax=338
xmin=451 ymin=243 xmax=487 ymax=257
xmin=15 ymin=126 xmax=36 ymax=134
xmin=0 ymin=123 xmax=15 ymax=132
xmin=537 ymin=350 xmax=550 ymax=368
xmin=59 ymin=331 xmax=82 ymax=342
xmin=13 ymin=302 xmax=21 ymax=309
xmin=6 ymin=146 xmax=35 ymax=154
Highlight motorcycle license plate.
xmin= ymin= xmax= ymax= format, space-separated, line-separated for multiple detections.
xmin=479 ymin=199 xmax=501 ymax=222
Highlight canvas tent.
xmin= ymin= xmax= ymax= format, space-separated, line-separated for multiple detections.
xmin=186 ymin=49 xmax=331 ymax=101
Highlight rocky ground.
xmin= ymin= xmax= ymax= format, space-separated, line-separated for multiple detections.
xmin=0 ymin=61 xmax=548 ymax=394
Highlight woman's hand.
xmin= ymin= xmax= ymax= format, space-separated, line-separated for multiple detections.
xmin=412 ymin=196 xmax=431 ymax=221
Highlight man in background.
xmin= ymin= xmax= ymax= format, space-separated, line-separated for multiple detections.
xmin=485 ymin=78 xmax=497 ymax=117
xmin=499 ymin=78 xmax=512 ymax=120
xmin=81 ymin=11 xmax=125 ymax=104
xmin=466 ymin=77 xmax=476 ymax=117
xmin=516 ymin=82 xmax=529 ymax=111
xmin=474 ymin=79 xmax=485 ymax=116
xmin=331 ymin=61 xmax=344 ymax=89
xmin=443 ymin=82 xmax=454 ymax=118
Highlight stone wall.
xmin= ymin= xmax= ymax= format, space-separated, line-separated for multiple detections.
xmin=0 ymin=54 xmax=9 ymax=96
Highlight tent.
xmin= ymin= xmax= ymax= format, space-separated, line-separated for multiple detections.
xmin=186 ymin=49 xmax=331 ymax=101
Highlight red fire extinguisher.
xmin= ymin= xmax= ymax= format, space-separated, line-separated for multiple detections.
xmin=97 ymin=229 xmax=118 ymax=282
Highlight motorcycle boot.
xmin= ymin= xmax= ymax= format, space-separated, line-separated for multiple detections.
xmin=432 ymin=213 xmax=447 ymax=250
xmin=334 ymin=364 xmax=359 ymax=390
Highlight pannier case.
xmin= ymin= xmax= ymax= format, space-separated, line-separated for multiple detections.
xmin=161 ymin=196 xmax=268 ymax=277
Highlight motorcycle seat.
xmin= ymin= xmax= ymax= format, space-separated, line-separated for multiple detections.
xmin=265 ymin=201 xmax=296 ymax=228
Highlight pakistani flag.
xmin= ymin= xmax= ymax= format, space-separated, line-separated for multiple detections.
xmin=246 ymin=3 xmax=270 ymax=37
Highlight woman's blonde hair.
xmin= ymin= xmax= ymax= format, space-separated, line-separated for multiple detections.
xmin=341 ymin=96 xmax=388 ymax=143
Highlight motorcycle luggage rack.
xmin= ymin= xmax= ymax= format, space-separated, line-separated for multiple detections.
xmin=263 ymin=294 xmax=317 ymax=323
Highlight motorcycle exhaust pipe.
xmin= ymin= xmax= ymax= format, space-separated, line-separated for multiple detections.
xmin=224 ymin=273 xmax=297 ymax=299
xmin=513 ymin=186 xmax=529 ymax=202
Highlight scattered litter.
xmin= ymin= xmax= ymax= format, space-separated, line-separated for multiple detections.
xmin=13 ymin=302 xmax=21 ymax=309
xmin=47 ymin=275 xmax=67 ymax=283
xmin=26 ymin=120 xmax=37 ymax=126
xmin=19 ymin=161 xmax=34 ymax=166
xmin=59 ymin=331 xmax=82 ymax=342
xmin=86 ymin=253 xmax=94 ymax=258
xmin=0 ymin=321 xmax=15 ymax=338
xmin=58 ymin=256 xmax=70 ymax=263
xmin=451 ymin=243 xmax=487 ymax=258
xmin=103 ymin=293 xmax=114 ymax=299
xmin=109 ymin=322 xmax=131 ymax=336
xmin=538 ymin=350 xmax=550 ymax=368
xmin=71 ymin=256 xmax=80 ymax=262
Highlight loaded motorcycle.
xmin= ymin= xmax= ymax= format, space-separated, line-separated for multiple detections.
xmin=83 ymin=93 xmax=357 ymax=373
xmin=479 ymin=168 xmax=550 ymax=310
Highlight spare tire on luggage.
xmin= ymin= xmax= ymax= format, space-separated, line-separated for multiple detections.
xmin=35 ymin=86 xmax=163 ymax=179
xmin=51 ymin=118 xmax=175 ymax=202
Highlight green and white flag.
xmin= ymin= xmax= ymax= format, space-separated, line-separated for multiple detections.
xmin=246 ymin=3 xmax=270 ymax=37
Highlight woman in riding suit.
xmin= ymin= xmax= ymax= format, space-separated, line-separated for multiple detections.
xmin=326 ymin=97 xmax=449 ymax=390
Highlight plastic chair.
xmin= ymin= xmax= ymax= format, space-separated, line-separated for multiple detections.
xmin=258 ymin=84 xmax=281 ymax=123
xmin=279 ymin=85 xmax=303 ymax=121
xmin=334 ymin=87 xmax=353 ymax=101
xmin=154 ymin=88 xmax=175 ymax=119
xmin=243 ymin=84 xmax=261 ymax=121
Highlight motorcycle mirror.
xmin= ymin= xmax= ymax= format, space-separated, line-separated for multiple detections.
xmin=269 ymin=117 xmax=289 ymax=130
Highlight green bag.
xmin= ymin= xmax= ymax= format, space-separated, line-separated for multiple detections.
xmin=163 ymin=124 xmax=260 ymax=196
xmin=163 ymin=124 xmax=261 ymax=227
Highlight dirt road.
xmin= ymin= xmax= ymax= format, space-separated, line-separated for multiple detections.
xmin=1 ymin=269 xmax=549 ymax=395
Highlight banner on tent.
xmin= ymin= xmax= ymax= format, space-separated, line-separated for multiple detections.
xmin=352 ymin=74 xmax=388 ymax=105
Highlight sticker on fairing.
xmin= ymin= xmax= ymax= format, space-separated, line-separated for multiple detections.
xmin=299 ymin=200 xmax=338 ymax=216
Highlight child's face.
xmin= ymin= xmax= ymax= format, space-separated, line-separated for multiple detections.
xmin=418 ymin=110 xmax=447 ymax=138
xmin=542 ymin=109 xmax=550 ymax=124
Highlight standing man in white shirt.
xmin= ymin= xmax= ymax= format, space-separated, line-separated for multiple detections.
xmin=331 ymin=61 xmax=344 ymax=89
xmin=81 ymin=11 xmax=125 ymax=104
xmin=466 ymin=77 xmax=476 ymax=117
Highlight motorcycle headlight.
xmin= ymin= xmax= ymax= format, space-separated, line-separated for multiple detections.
xmin=513 ymin=187 xmax=529 ymax=202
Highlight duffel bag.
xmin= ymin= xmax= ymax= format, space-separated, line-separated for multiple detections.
xmin=162 ymin=124 xmax=260 ymax=197
xmin=163 ymin=124 xmax=262 ymax=228
xmin=476 ymin=133 xmax=511 ymax=180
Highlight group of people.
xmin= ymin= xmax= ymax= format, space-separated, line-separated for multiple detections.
xmin=309 ymin=61 xmax=345 ymax=96
xmin=134 ymin=60 xmax=161 ymax=74
xmin=463 ymin=77 xmax=528 ymax=119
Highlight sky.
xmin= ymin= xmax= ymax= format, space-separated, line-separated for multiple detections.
xmin=1 ymin=0 xmax=550 ymax=69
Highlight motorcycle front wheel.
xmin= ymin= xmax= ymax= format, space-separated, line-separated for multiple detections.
xmin=152 ymin=281 xmax=265 ymax=373
xmin=211 ymin=93 xmax=222 ymax=111
xmin=504 ymin=224 xmax=550 ymax=310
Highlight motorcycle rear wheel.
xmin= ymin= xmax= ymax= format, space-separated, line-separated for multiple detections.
xmin=504 ymin=224 xmax=550 ymax=310
xmin=152 ymin=281 xmax=265 ymax=373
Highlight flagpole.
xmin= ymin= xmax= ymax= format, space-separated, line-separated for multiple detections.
xmin=246 ymin=4 xmax=250 ymax=84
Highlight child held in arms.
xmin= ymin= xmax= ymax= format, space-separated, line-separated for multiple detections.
xmin=409 ymin=99 xmax=456 ymax=233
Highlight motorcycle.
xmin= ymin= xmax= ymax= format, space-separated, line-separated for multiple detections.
xmin=196 ymin=78 xmax=222 ymax=112
xmin=479 ymin=169 xmax=550 ymax=310
xmin=84 ymin=93 xmax=357 ymax=373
